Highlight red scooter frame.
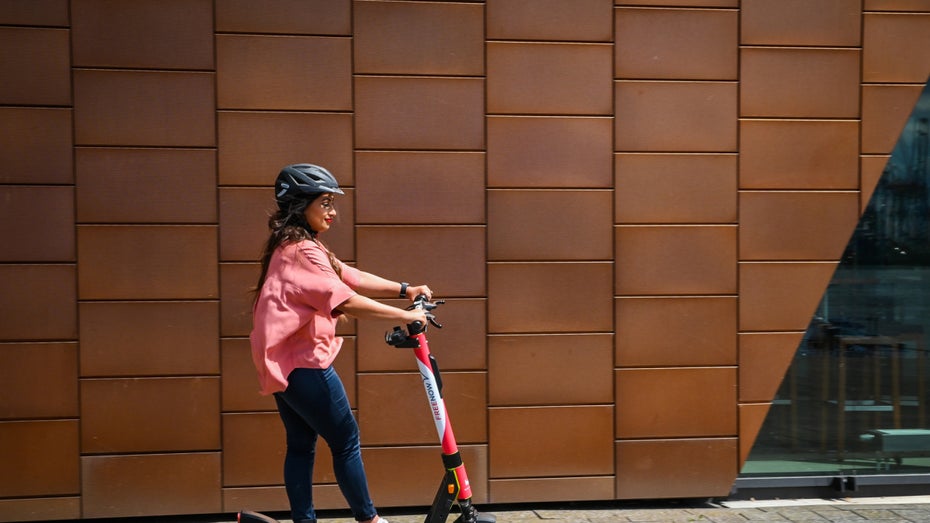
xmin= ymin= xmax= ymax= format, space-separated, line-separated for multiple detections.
xmin=239 ymin=296 xmax=494 ymax=523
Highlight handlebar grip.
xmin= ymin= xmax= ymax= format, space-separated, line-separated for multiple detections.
xmin=408 ymin=320 xmax=426 ymax=335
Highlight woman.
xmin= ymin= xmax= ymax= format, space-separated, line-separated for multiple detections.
xmin=250 ymin=163 xmax=431 ymax=523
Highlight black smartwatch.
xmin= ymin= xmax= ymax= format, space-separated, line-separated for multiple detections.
xmin=399 ymin=282 xmax=409 ymax=298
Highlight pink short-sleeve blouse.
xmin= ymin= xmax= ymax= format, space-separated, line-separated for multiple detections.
xmin=249 ymin=240 xmax=361 ymax=395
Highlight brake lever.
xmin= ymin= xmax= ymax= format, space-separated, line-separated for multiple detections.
xmin=406 ymin=297 xmax=444 ymax=331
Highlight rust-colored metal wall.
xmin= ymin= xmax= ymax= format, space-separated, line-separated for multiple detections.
xmin=2 ymin=0 xmax=930 ymax=520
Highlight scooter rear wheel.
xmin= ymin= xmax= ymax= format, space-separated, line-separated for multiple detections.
xmin=238 ymin=510 xmax=280 ymax=523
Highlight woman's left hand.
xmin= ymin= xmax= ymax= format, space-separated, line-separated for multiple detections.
xmin=405 ymin=284 xmax=433 ymax=301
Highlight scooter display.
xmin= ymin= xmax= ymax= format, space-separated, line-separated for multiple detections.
xmin=239 ymin=296 xmax=494 ymax=523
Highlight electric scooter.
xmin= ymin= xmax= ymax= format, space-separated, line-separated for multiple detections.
xmin=383 ymin=296 xmax=495 ymax=523
xmin=239 ymin=296 xmax=494 ymax=523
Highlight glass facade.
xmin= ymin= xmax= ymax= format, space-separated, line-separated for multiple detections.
xmin=742 ymin=79 xmax=930 ymax=481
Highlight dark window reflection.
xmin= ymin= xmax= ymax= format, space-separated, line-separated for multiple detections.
xmin=742 ymin=80 xmax=930 ymax=478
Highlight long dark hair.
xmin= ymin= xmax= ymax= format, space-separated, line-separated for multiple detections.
xmin=253 ymin=194 xmax=342 ymax=303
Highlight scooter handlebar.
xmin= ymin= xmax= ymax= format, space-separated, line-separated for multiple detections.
xmin=408 ymin=295 xmax=444 ymax=330
xmin=385 ymin=296 xmax=444 ymax=347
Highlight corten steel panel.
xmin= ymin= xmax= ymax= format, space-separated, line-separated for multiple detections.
xmin=616 ymin=367 xmax=737 ymax=438
xmin=615 ymin=8 xmax=738 ymax=80
xmin=77 ymin=225 xmax=218 ymax=300
xmin=216 ymin=0 xmax=351 ymax=34
xmin=81 ymin=453 xmax=221 ymax=518
xmin=862 ymin=84 xmax=927 ymax=154
xmin=864 ymin=13 xmax=930 ymax=82
xmin=616 ymin=0 xmax=738 ymax=5
xmin=487 ymin=42 xmax=613 ymax=115
xmin=76 ymin=148 xmax=217 ymax=224
xmin=0 ymin=343 xmax=78 ymax=419
xmin=218 ymin=111 xmax=353 ymax=186
xmin=0 ymin=27 xmax=70 ymax=105
xmin=79 ymin=301 xmax=220 ymax=377
xmin=217 ymin=35 xmax=351 ymax=110
xmin=615 ymin=438 xmax=738 ymax=499
xmin=741 ymin=0 xmax=861 ymax=46
xmin=221 ymin=338 xmax=278 ymax=412
xmin=0 ymin=265 xmax=76 ymax=341
xmin=489 ymin=406 xmax=614 ymax=478
xmin=356 ymin=226 xmax=486 ymax=297
xmin=355 ymin=152 xmax=486 ymax=224
xmin=488 ymin=190 xmax=613 ymax=261
xmin=487 ymin=116 xmax=613 ymax=188
xmin=222 ymin=412 xmax=338 ymax=486
xmin=739 ymin=120 xmax=860 ymax=190
xmin=739 ymin=191 xmax=860 ymax=261
xmin=223 ymin=484 xmax=345 ymax=513
xmin=615 ymin=297 xmax=737 ymax=367
xmin=73 ymin=70 xmax=215 ymax=147
xmin=358 ymin=372 xmax=487 ymax=445
xmin=615 ymin=153 xmax=737 ymax=224
xmin=738 ymin=332 xmax=805 ymax=403
xmin=356 ymin=298 xmax=486 ymax=372
xmin=487 ymin=262 xmax=613 ymax=333
xmin=738 ymin=403 xmax=772 ymax=467
xmin=487 ymin=0 xmax=613 ymax=42
xmin=0 ymin=0 xmax=69 ymax=25
xmin=739 ymin=262 xmax=837 ymax=331
xmin=219 ymin=188 xmax=271 ymax=261
xmin=0 ymin=498 xmax=80 ymax=522
xmin=363 ymin=446 xmax=489 ymax=506
xmin=355 ymin=77 xmax=485 ymax=150
xmin=865 ymin=0 xmax=930 ymax=10
xmin=488 ymin=333 xmax=613 ymax=406
xmin=220 ymin=262 xmax=259 ymax=337
xmin=80 ymin=377 xmax=220 ymax=453
xmin=222 ymin=413 xmax=283 ymax=487
xmin=354 ymin=1 xmax=483 ymax=75
xmin=861 ymin=155 xmax=890 ymax=213
xmin=740 ymin=48 xmax=860 ymax=118
xmin=219 ymin=187 xmax=357 ymax=262
xmin=615 ymin=81 xmax=737 ymax=152
xmin=0 ymin=107 xmax=72 ymax=184
xmin=222 ymin=486 xmax=289 ymax=515
xmin=615 ymin=225 xmax=737 ymax=295
xmin=72 ymin=0 xmax=213 ymax=69
xmin=0 ymin=420 xmax=79 ymax=497
xmin=0 ymin=186 xmax=74 ymax=262
xmin=489 ymin=476 xmax=615 ymax=504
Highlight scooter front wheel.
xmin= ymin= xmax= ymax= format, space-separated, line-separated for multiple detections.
xmin=454 ymin=512 xmax=496 ymax=523
xmin=454 ymin=499 xmax=496 ymax=523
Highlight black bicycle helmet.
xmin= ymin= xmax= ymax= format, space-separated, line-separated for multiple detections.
xmin=274 ymin=163 xmax=344 ymax=210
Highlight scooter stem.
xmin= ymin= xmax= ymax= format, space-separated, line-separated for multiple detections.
xmin=412 ymin=331 xmax=473 ymax=501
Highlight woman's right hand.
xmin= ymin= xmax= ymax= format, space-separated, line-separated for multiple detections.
xmin=404 ymin=308 xmax=428 ymax=326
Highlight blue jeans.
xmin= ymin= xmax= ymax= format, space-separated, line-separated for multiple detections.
xmin=274 ymin=366 xmax=377 ymax=523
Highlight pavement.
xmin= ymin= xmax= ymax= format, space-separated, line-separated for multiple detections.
xmin=174 ymin=496 xmax=930 ymax=523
